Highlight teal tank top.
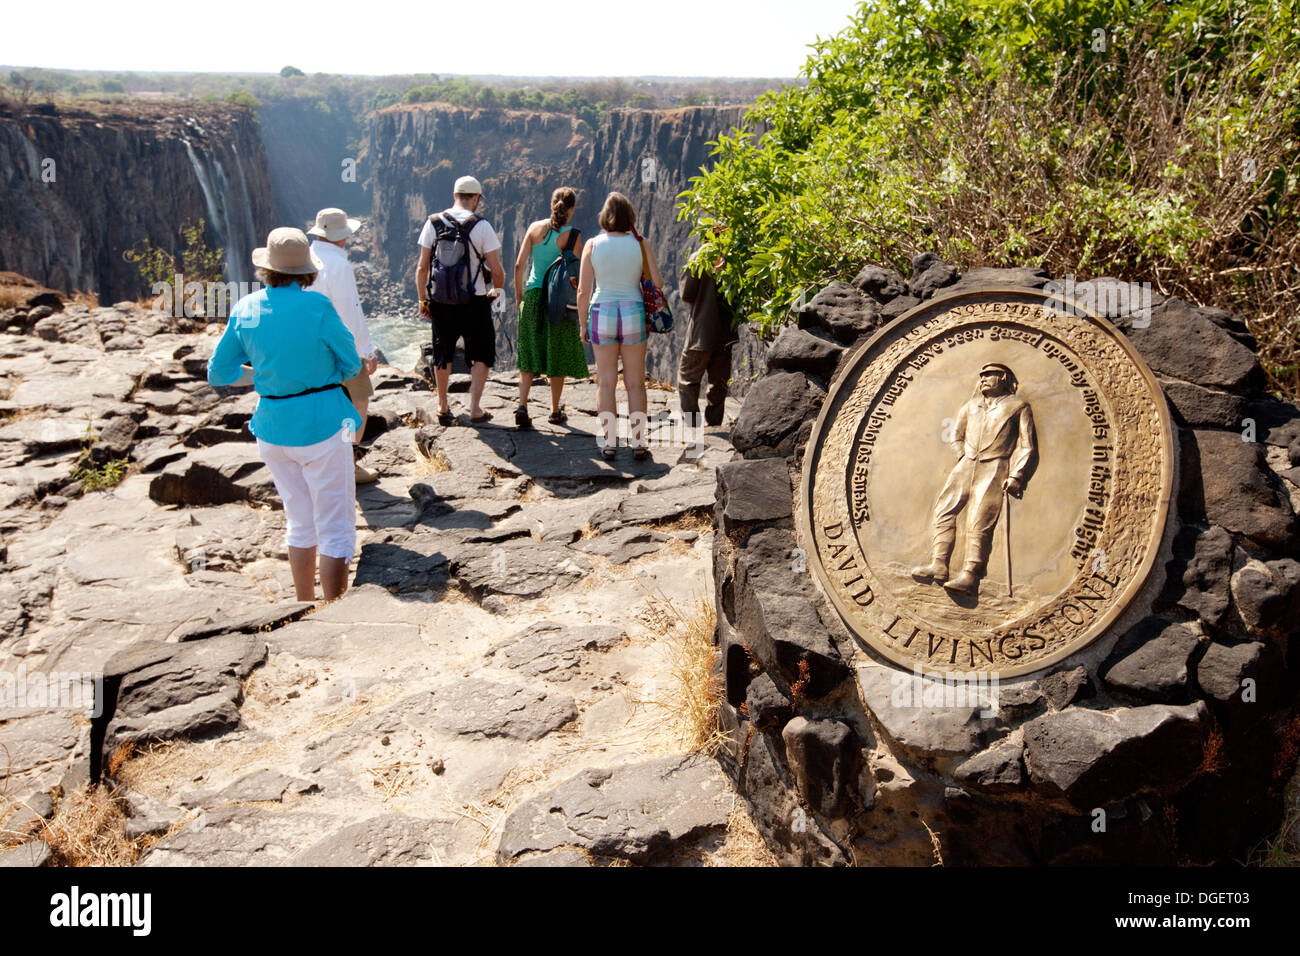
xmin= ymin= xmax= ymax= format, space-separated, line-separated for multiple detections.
xmin=525 ymin=226 xmax=574 ymax=291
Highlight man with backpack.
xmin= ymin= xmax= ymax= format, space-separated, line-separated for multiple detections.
xmin=416 ymin=175 xmax=506 ymax=425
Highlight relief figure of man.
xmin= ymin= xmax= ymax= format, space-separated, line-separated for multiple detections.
xmin=911 ymin=363 xmax=1036 ymax=594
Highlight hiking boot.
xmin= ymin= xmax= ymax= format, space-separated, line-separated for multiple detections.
xmin=515 ymin=404 xmax=532 ymax=431
xmin=354 ymin=463 xmax=379 ymax=485
xmin=911 ymin=559 xmax=949 ymax=584
xmin=943 ymin=569 xmax=979 ymax=594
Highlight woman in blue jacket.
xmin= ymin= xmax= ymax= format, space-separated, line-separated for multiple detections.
xmin=208 ymin=227 xmax=362 ymax=601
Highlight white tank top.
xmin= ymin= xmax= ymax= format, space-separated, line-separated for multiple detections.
xmin=590 ymin=233 xmax=645 ymax=303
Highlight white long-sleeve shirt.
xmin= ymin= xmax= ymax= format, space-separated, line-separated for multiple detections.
xmin=310 ymin=239 xmax=374 ymax=358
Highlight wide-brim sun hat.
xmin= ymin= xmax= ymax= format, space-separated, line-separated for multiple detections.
xmin=251 ymin=227 xmax=323 ymax=275
xmin=306 ymin=207 xmax=362 ymax=241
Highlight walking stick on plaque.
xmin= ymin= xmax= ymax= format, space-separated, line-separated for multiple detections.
xmin=1004 ymin=488 xmax=1013 ymax=597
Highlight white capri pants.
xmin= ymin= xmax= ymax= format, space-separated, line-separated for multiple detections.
xmin=257 ymin=429 xmax=357 ymax=560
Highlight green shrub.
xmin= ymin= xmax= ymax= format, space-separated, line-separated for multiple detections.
xmin=678 ymin=0 xmax=1300 ymax=397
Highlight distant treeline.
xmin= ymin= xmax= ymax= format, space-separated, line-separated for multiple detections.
xmin=1 ymin=67 xmax=788 ymax=125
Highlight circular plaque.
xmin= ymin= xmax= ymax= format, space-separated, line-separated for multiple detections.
xmin=797 ymin=287 xmax=1174 ymax=677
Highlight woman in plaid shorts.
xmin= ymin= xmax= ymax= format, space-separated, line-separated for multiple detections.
xmin=578 ymin=192 xmax=664 ymax=461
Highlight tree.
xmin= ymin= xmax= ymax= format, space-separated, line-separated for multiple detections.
xmin=280 ymin=65 xmax=305 ymax=77
xmin=677 ymin=0 xmax=1300 ymax=397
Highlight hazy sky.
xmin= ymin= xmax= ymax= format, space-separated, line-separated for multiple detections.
xmin=3 ymin=0 xmax=864 ymax=78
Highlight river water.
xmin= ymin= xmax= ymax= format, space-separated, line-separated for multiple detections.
xmin=368 ymin=312 xmax=430 ymax=372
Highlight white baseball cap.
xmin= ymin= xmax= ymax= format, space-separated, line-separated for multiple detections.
xmin=454 ymin=175 xmax=483 ymax=195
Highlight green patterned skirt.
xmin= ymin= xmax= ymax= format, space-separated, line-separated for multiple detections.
xmin=516 ymin=287 xmax=591 ymax=380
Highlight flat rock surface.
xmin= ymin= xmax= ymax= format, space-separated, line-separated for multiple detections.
xmin=497 ymin=754 xmax=734 ymax=864
xmin=1 ymin=311 xmax=748 ymax=867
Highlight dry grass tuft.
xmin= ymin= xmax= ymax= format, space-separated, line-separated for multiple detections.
xmin=38 ymin=784 xmax=138 ymax=867
xmin=706 ymin=798 xmax=778 ymax=867
xmin=1255 ymin=762 xmax=1300 ymax=866
xmin=412 ymin=446 xmax=453 ymax=476
xmin=106 ymin=740 xmax=136 ymax=778
xmin=648 ymin=509 xmax=715 ymax=535
xmin=636 ymin=588 xmax=728 ymax=756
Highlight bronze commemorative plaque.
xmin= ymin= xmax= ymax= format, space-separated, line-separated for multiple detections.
xmin=797 ymin=287 xmax=1174 ymax=677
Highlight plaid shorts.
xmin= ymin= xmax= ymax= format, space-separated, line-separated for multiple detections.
xmin=588 ymin=299 xmax=646 ymax=346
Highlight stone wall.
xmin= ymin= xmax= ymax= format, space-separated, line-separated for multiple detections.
xmin=714 ymin=258 xmax=1300 ymax=865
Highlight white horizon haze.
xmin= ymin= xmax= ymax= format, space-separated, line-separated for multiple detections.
xmin=2 ymin=0 xmax=864 ymax=78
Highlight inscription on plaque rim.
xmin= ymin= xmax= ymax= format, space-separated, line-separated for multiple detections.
xmin=797 ymin=287 xmax=1174 ymax=677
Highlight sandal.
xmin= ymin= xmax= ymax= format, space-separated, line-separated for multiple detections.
xmin=469 ymin=411 xmax=493 ymax=425
xmin=515 ymin=405 xmax=532 ymax=431
xmin=633 ymin=447 xmax=651 ymax=462
xmin=548 ymin=408 xmax=567 ymax=425
xmin=437 ymin=409 xmax=454 ymax=427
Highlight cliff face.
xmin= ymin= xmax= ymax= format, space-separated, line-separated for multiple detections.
xmin=368 ymin=103 xmax=748 ymax=380
xmin=0 ymin=102 xmax=276 ymax=301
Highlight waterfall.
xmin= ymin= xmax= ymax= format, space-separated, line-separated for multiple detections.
xmin=213 ymin=158 xmax=249 ymax=284
xmin=183 ymin=138 xmax=251 ymax=284
xmin=231 ymin=143 xmax=258 ymax=261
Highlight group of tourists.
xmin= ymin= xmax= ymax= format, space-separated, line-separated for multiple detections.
xmin=207 ymin=176 xmax=737 ymax=601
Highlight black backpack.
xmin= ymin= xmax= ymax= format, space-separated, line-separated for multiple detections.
xmin=426 ymin=211 xmax=488 ymax=305
xmin=540 ymin=228 xmax=581 ymax=326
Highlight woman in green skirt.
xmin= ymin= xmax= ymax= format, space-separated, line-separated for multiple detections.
xmin=512 ymin=186 xmax=591 ymax=430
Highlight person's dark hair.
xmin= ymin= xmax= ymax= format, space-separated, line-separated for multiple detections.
xmin=549 ymin=187 xmax=577 ymax=230
xmin=256 ymin=267 xmax=315 ymax=288
xmin=598 ymin=192 xmax=636 ymax=233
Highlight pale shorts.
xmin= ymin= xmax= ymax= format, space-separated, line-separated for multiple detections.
xmin=588 ymin=299 xmax=646 ymax=346
xmin=257 ymin=428 xmax=357 ymax=560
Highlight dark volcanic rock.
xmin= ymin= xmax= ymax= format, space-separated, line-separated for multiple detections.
xmin=1161 ymin=380 xmax=1248 ymax=429
xmin=850 ymin=264 xmax=907 ymax=303
xmin=1125 ymin=298 xmax=1263 ymax=393
xmin=148 ymin=445 xmax=277 ymax=507
xmin=1180 ymin=430 xmax=1297 ymax=551
xmin=716 ymin=457 xmax=792 ymax=529
xmin=497 ymin=755 xmax=733 ymax=864
xmin=734 ymin=528 xmax=849 ymax=698
xmin=1160 ymin=525 xmax=1234 ymax=628
xmin=1023 ymin=701 xmax=1208 ymax=807
xmin=781 ymin=716 xmax=857 ymax=816
xmin=908 ymin=253 xmax=958 ymax=299
xmin=1231 ymin=557 xmax=1300 ymax=636
xmin=765 ymin=326 xmax=844 ymax=378
xmin=943 ymin=265 xmax=1052 ymax=294
xmin=103 ymin=634 xmax=268 ymax=755
xmin=797 ymin=281 xmax=881 ymax=344
xmin=744 ymin=672 xmax=792 ymax=731
xmin=1102 ymin=618 xmax=1202 ymax=702
xmin=954 ymin=735 xmax=1025 ymax=790
xmin=1196 ymin=641 xmax=1269 ymax=708
xmin=731 ymin=371 xmax=825 ymax=456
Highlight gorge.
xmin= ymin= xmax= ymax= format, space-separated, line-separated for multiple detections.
xmin=0 ymin=96 xmax=752 ymax=380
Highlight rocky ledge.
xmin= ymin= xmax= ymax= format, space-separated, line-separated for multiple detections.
xmin=0 ymin=289 xmax=767 ymax=867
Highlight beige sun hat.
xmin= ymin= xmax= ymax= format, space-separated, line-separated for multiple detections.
xmin=251 ymin=227 xmax=323 ymax=275
xmin=306 ymin=207 xmax=361 ymax=241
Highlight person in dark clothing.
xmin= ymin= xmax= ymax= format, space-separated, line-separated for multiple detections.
xmin=677 ymin=254 xmax=738 ymax=427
